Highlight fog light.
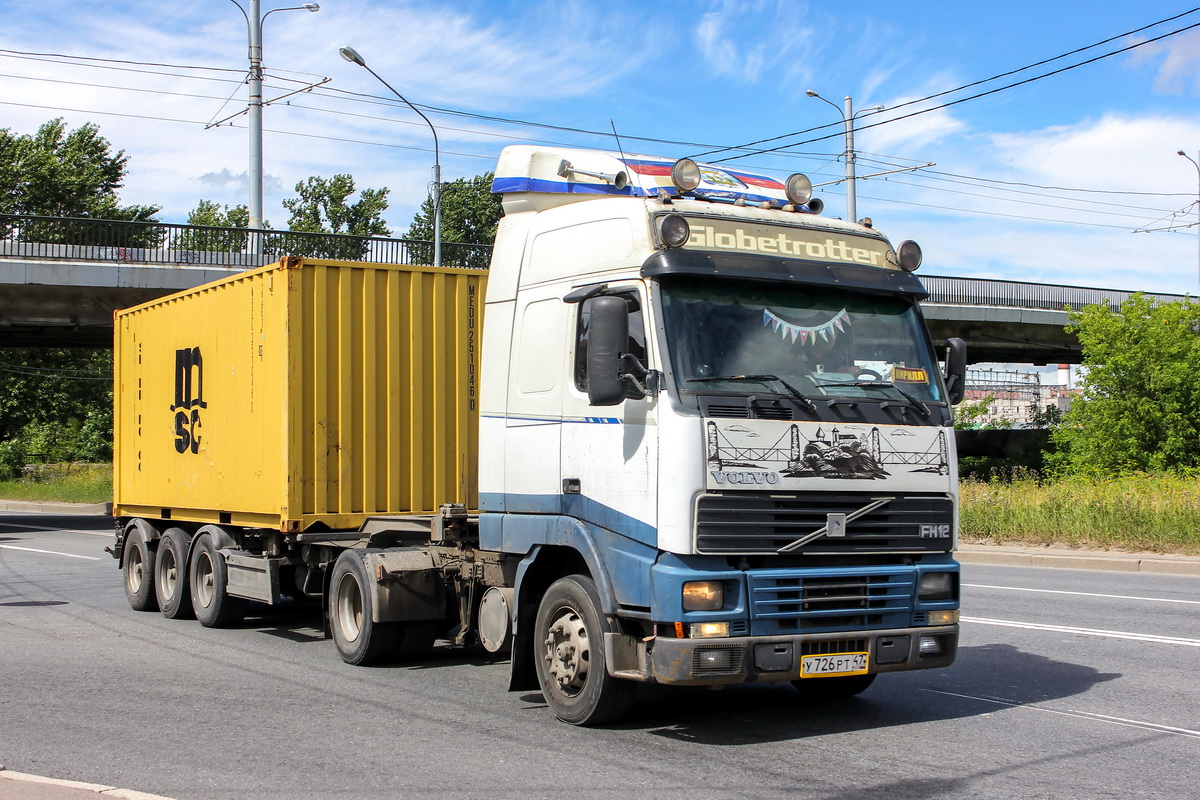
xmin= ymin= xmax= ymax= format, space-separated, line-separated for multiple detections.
xmin=927 ymin=610 xmax=959 ymax=625
xmin=690 ymin=622 xmax=729 ymax=639
xmin=919 ymin=635 xmax=943 ymax=656
xmin=682 ymin=580 xmax=723 ymax=611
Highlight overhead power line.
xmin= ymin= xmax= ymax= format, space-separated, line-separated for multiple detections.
xmin=703 ymin=8 xmax=1200 ymax=162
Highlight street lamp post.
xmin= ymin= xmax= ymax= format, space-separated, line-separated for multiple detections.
xmin=229 ymin=0 xmax=320 ymax=231
xmin=805 ymin=90 xmax=883 ymax=224
xmin=1179 ymin=150 xmax=1200 ymax=293
xmin=339 ymin=46 xmax=441 ymax=268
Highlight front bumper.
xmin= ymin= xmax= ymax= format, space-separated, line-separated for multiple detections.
xmin=644 ymin=624 xmax=957 ymax=686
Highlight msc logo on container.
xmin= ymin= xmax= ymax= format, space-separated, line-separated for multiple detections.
xmin=171 ymin=347 xmax=207 ymax=455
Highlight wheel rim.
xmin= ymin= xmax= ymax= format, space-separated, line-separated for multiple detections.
xmin=335 ymin=572 xmax=364 ymax=643
xmin=158 ymin=546 xmax=177 ymax=602
xmin=125 ymin=542 xmax=144 ymax=594
xmin=194 ymin=551 xmax=215 ymax=608
xmin=543 ymin=605 xmax=590 ymax=698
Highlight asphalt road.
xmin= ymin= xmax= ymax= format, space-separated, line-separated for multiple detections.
xmin=2 ymin=512 xmax=1198 ymax=800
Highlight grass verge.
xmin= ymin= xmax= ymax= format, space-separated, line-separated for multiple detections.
xmin=960 ymin=473 xmax=1200 ymax=555
xmin=0 ymin=463 xmax=112 ymax=505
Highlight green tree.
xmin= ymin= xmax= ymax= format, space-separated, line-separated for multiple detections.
xmin=406 ymin=171 xmax=501 ymax=268
xmin=1050 ymin=294 xmax=1200 ymax=476
xmin=0 ymin=118 xmax=161 ymax=245
xmin=177 ymin=199 xmax=252 ymax=253
xmin=278 ymin=174 xmax=389 ymax=260
xmin=0 ymin=349 xmax=113 ymax=477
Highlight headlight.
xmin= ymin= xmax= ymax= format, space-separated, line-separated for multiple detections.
xmin=682 ymin=580 xmax=723 ymax=611
xmin=919 ymin=572 xmax=956 ymax=601
xmin=690 ymin=622 xmax=729 ymax=638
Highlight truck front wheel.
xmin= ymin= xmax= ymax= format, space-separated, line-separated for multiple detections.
xmin=534 ymin=575 xmax=635 ymax=726
xmin=189 ymin=532 xmax=247 ymax=628
xmin=329 ymin=550 xmax=400 ymax=666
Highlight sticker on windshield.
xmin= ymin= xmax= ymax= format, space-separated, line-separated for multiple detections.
xmin=892 ymin=366 xmax=929 ymax=383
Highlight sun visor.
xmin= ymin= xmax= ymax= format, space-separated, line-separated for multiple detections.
xmin=641 ymin=249 xmax=930 ymax=298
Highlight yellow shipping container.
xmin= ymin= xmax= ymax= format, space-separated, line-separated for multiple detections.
xmin=113 ymin=257 xmax=485 ymax=531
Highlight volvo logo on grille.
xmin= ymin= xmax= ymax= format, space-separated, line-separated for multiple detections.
xmin=710 ymin=470 xmax=780 ymax=486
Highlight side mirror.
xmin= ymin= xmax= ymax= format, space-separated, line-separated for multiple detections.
xmin=586 ymin=296 xmax=629 ymax=406
xmin=944 ymin=337 xmax=967 ymax=405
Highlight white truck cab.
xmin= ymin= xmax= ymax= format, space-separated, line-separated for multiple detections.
xmin=478 ymin=146 xmax=964 ymax=722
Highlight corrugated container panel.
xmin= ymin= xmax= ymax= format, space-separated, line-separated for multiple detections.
xmin=114 ymin=257 xmax=485 ymax=531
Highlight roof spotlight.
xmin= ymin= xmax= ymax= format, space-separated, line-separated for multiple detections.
xmin=671 ymin=158 xmax=702 ymax=192
xmin=784 ymin=173 xmax=813 ymax=206
xmin=892 ymin=240 xmax=923 ymax=272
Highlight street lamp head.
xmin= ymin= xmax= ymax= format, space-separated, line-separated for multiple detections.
xmin=302 ymin=3 xmax=319 ymax=10
xmin=1180 ymin=150 xmax=1188 ymax=157
xmin=339 ymin=46 xmax=366 ymax=67
xmin=805 ymin=89 xmax=820 ymax=98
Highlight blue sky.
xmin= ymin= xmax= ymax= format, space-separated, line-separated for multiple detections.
xmin=2 ymin=1 xmax=1199 ymax=293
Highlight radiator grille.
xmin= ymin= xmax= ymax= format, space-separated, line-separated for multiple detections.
xmin=748 ymin=568 xmax=914 ymax=635
xmin=696 ymin=492 xmax=953 ymax=554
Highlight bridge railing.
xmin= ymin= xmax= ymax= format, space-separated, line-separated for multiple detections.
xmin=919 ymin=274 xmax=1186 ymax=311
xmin=0 ymin=213 xmax=491 ymax=270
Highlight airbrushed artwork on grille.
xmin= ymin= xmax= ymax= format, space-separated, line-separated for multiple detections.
xmin=706 ymin=419 xmax=951 ymax=492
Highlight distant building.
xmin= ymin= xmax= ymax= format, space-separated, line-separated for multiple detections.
xmin=963 ymin=364 xmax=1079 ymax=426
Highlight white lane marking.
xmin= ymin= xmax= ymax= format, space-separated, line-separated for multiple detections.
xmin=925 ymin=689 xmax=1200 ymax=739
xmin=964 ymin=583 xmax=1200 ymax=606
xmin=962 ymin=616 xmax=1200 ymax=647
xmin=0 ymin=522 xmax=111 ymax=537
xmin=0 ymin=544 xmax=101 ymax=561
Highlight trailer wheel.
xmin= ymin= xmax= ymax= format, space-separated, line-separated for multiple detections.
xmin=155 ymin=528 xmax=194 ymax=620
xmin=791 ymin=673 xmax=876 ymax=701
xmin=534 ymin=575 xmax=635 ymax=726
xmin=123 ymin=525 xmax=158 ymax=612
xmin=329 ymin=550 xmax=399 ymax=666
xmin=189 ymin=532 xmax=247 ymax=628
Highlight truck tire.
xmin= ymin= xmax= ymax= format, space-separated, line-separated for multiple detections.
xmin=791 ymin=673 xmax=876 ymax=701
xmin=123 ymin=525 xmax=158 ymax=612
xmin=329 ymin=550 xmax=400 ymax=666
xmin=534 ymin=575 xmax=636 ymax=726
xmin=155 ymin=528 xmax=194 ymax=620
xmin=188 ymin=532 xmax=247 ymax=628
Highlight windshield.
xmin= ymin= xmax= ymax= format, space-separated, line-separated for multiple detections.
xmin=659 ymin=275 xmax=944 ymax=403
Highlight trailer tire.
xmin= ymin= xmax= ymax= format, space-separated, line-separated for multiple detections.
xmin=534 ymin=575 xmax=635 ymax=726
xmin=155 ymin=528 xmax=194 ymax=620
xmin=791 ymin=673 xmax=876 ymax=701
xmin=189 ymin=532 xmax=247 ymax=628
xmin=123 ymin=525 xmax=158 ymax=612
xmin=329 ymin=550 xmax=399 ymax=666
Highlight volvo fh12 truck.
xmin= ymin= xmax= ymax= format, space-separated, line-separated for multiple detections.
xmin=112 ymin=145 xmax=966 ymax=725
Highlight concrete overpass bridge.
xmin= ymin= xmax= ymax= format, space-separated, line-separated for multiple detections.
xmin=0 ymin=214 xmax=1187 ymax=361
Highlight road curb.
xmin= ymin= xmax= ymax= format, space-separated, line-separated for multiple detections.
xmin=957 ymin=545 xmax=1200 ymax=576
xmin=0 ymin=768 xmax=174 ymax=800
xmin=0 ymin=500 xmax=112 ymax=515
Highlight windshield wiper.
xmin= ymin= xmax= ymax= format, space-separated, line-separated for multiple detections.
xmin=816 ymin=380 xmax=931 ymax=419
xmin=687 ymin=374 xmax=818 ymax=414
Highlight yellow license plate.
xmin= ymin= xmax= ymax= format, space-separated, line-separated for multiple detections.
xmin=799 ymin=652 xmax=869 ymax=678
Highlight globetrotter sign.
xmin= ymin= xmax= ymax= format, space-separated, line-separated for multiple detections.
xmin=685 ymin=217 xmax=892 ymax=267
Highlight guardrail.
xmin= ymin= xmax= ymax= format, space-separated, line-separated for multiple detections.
xmin=919 ymin=274 xmax=1186 ymax=312
xmin=0 ymin=214 xmax=1187 ymax=308
xmin=0 ymin=213 xmax=490 ymax=269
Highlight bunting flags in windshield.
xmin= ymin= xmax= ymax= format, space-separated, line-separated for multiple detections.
xmin=763 ymin=308 xmax=851 ymax=346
